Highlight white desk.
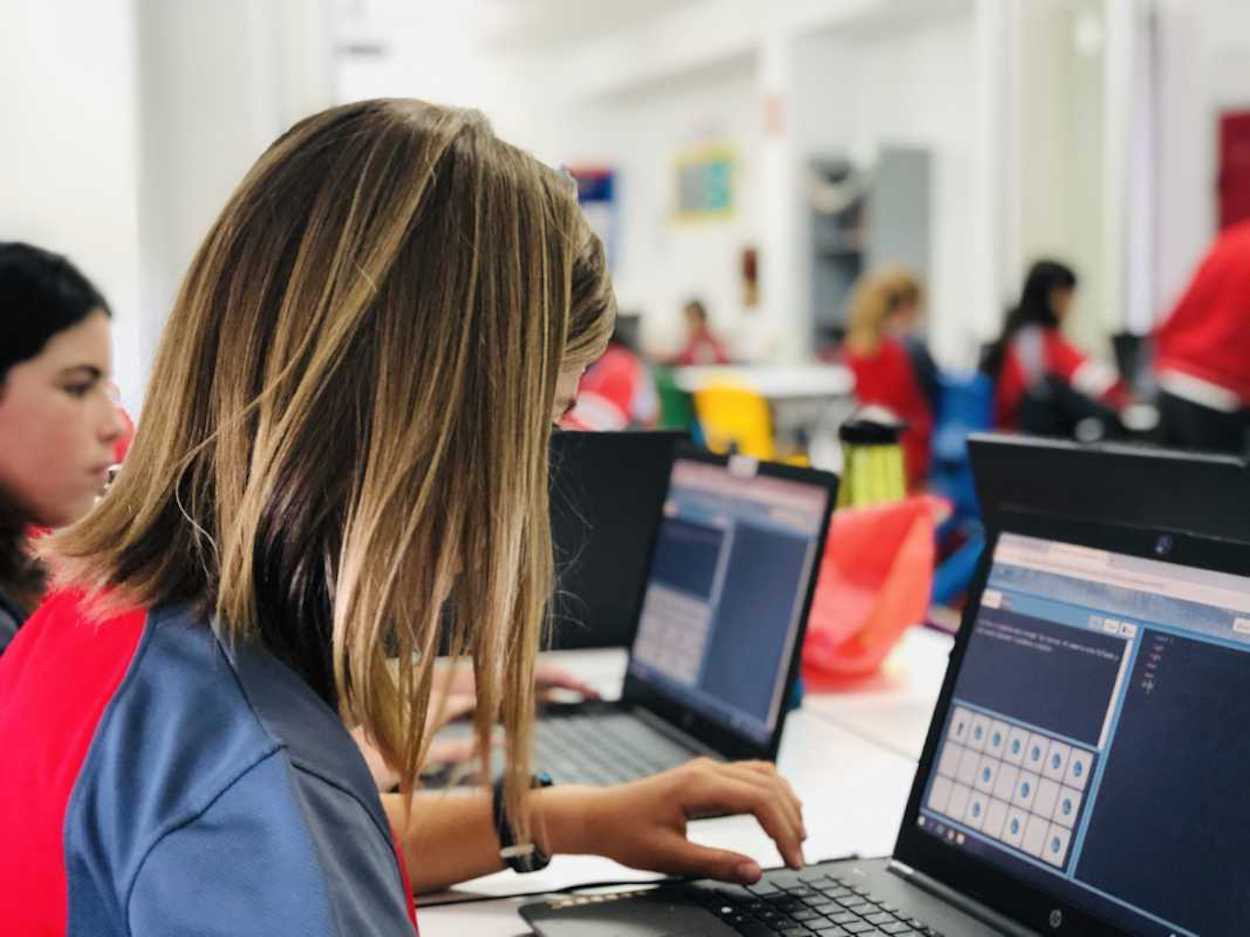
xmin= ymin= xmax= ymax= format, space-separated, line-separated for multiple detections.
xmin=802 ymin=626 xmax=954 ymax=762
xmin=672 ymin=364 xmax=854 ymax=400
xmin=417 ymin=647 xmax=929 ymax=936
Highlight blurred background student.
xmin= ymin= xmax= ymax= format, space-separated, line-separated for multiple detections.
xmin=565 ymin=314 xmax=658 ymax=430
xmin=1153 ymin=220 xmax=1250 ymax=455
xmin=842 ymin=267 xmax=938 ymax=490
xmin=672 ymin=298 xmax=731 ymax=366
xmin=0 ymin=243 xmax=126 ymax=654
xmin=981 ymin=259 xmax=1127 ymax=437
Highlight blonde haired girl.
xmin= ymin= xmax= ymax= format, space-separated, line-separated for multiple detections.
xmin=843 ymin=266 xmax=937 ymax=489
xmin=0 ymin=100 xmax=803 ymax=935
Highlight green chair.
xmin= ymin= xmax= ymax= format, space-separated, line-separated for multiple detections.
xmin=653 ymin=367 xmax=695 ymax=432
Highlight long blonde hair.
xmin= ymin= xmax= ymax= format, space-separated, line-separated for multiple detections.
xmin=845 ymin=266 xmax=922 ymax=356
xmin=50 ymin=99 xmax=614 ymax=834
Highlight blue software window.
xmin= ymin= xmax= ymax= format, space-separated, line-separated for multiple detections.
xmin=919 ymin=534 xmax=1250 ymax=937
xmin=628 ymin=460 xmax=828 ymax=744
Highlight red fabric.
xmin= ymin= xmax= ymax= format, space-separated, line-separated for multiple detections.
xmin=675 ymin=325 xmax=730 ymax=366
xmin=573 ymin=345 xmax=654 ymax=429
xmin=845 ymin=338 xmax=933 ymax=489
xmin=389 ymin=830 xmax=419 ymax=933
xmin=995 ymin=328 xmax=1128 ymax=429
xmin=1155 ymin=220 xmax=1250 ymax=404
xmin=113 ymin=406 xmax=135 ymax=464
xmin=0 ymin=591 xmax=147 ymax=936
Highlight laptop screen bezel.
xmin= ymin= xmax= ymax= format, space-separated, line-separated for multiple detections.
xmin=893 ymin=508 xmax=1250 ymax=937
xmin=620 ymin=445 xmax=838 ymax=762
xmin=549 ymin=428 xmax=688 ymax=649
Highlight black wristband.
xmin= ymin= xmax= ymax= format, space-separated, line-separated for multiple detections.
xmin=492 ymin=771 xmax=553 ymax=874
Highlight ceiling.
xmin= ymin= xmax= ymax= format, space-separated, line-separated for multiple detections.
xmin=476 ymin=0 xmax=700 ymax=51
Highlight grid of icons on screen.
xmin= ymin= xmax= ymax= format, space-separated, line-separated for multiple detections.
xmin=925 ymin=706 xmax=1095 ymax=870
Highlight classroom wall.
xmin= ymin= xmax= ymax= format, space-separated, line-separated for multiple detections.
xmin=134 ymin=0 xmax=333 ymax=405
xmin=1014 ymin=0 xmax=1109 ymax=353
xmin=6 ymin=0 xmax=1243 ymax=402
xmin=558 ymin=59 xmax=764 ymax=357
xmin=0 ymin=0 xmax=333 ymax=412
xmin=1153 ymin=0 xmax=1250 ymax=319
xmin=791 ymin=10 xmax=981 ymax=368
xmin=0 ymin=0 xmax=145 ymax=410
xmin=486 ymin=0 xmax=994 ymax=368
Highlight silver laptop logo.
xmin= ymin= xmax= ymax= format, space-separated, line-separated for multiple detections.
xmin=1049 ymin=908 xmax=1063 ymax=929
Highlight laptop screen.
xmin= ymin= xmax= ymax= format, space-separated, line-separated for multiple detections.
xmin=916 ymin=532 xmax=1250 ymax=936
xmin=625 ymin=457 xmax=830 ymax=746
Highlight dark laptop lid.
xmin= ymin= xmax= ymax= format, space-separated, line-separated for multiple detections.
xmin=895 ymin=439 xmax=1250 ymax=936
xmin=549 ymin=430 xmax=686 ymax=649
xmin=969 ymin=432 xmax=1250 ymax=539
xmin=621 ymin=447 xmax=837 ymax=761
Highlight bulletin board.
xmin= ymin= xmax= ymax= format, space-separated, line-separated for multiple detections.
xmin=567 ymin=165 xmax=618 ymax=270
xmin=673 ymin=144 xmax=735 ymax=222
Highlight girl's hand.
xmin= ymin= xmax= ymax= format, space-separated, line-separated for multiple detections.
xmin=539 ymin=758 xmax=806 ymax=885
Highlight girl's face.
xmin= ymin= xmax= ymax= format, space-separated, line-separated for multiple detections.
xmin=0 ymin=311 xmax=125 ymax=528
xmin=1050 ymin=286 xmax=1076 ymax=323
xmin=885 ymin=300 xmax=920 ymax=337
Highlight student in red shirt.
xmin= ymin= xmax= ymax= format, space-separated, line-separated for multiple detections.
xmin=566 ymin=315 xmax=658 ymax=429
xmin=0 ymin=243 xmax=126 ymax=654
xmin=1154 ymin=221 xmax=1250 ymax=454
xmin=0 ymin=99 xmax=805 ymax=937
xmin=982 ymin=259 xmax=1127 ymax=435
xmin=674 ymin=298 xmax=731 ymax=365
xmin=842 ymin=267 xmax=938 ymax=489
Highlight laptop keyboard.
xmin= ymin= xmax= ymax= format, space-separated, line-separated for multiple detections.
xmin=535 ymin=712 xmax=696 ymax=785
xmin=687 ymin=868 xmax=946 ymax=937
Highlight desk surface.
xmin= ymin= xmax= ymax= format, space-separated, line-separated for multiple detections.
xmin=801 ymin=625 xmax=954 ymax=761
xmin=418 ymin=635 xmax=950 ymax=935
xmin=672 ymin=363 xmax=855 ymax=399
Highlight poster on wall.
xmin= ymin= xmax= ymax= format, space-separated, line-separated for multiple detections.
xmin=567 ymin=165 xmax=617 ymax=270
xmin=673 ymin=144 xmax=735 ymax=222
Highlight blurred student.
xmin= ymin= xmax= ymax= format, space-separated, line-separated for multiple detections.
xmin=1154 ymin=220 xmax=1250 ymax=454
xmin=0 ymin=100 xmax=805 ymax=935
xmin=982 ymin=260 xmax=1127 ymax=434
xmin=673 ymin=298 xmax=730 ymax=365
xmin=0 ymin=243 xmax=125 ymax=655
xmin=842 ymin=267 xmax=937 ymax=489
xmin=565 ymin=315 xmax=658 ymax=429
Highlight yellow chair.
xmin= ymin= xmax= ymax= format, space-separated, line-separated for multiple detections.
xmin=693 ymin=383 xmax=778 ymax=461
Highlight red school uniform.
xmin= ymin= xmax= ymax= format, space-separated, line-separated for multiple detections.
xmin=845 ymin=337 xmax=934 ymax=489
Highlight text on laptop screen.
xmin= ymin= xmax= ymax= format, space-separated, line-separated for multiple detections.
xmin=626 ymin=459 xmax=828 ymax=745
xmin=917 ymin=533 xmax=1250 ymax=937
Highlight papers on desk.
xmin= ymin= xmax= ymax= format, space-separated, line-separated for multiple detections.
xmin=802 ymin=626 xmax=953 ymax=761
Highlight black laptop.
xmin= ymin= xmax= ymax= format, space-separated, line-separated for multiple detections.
xmin=968 ymin=432 xmax=1250 ymax=542
xmin=534 ymin=447 xmax=837 ymax=786
xmin=549 ymin=430 xmax=686 ymax=649
xmin=524 ymin=446 xmax=1250 ymax=936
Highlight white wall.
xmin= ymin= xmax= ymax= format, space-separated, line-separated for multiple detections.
xmin=0 ymin=0 xmax=145 ymax=410
xmin=1014 ymin=0 xmax=1109 ymax=352
xmin=1 ymin=0 xmax=332 ymax=414
xmin=792 ymin=11 xmax=981 ymax=367
xmin=1153 ymin=0 xmax=1250 ymax=319
xmin=559 ymin=59 xmax=763 ymax=356
xmin=134 ymin=0 xmax=333 ymax=405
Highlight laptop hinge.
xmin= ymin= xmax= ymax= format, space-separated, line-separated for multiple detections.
xmin=630 ymin=706 xmax=723 ymax=760
xmin=887 ymin=860 xmax=1043 ymax=937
